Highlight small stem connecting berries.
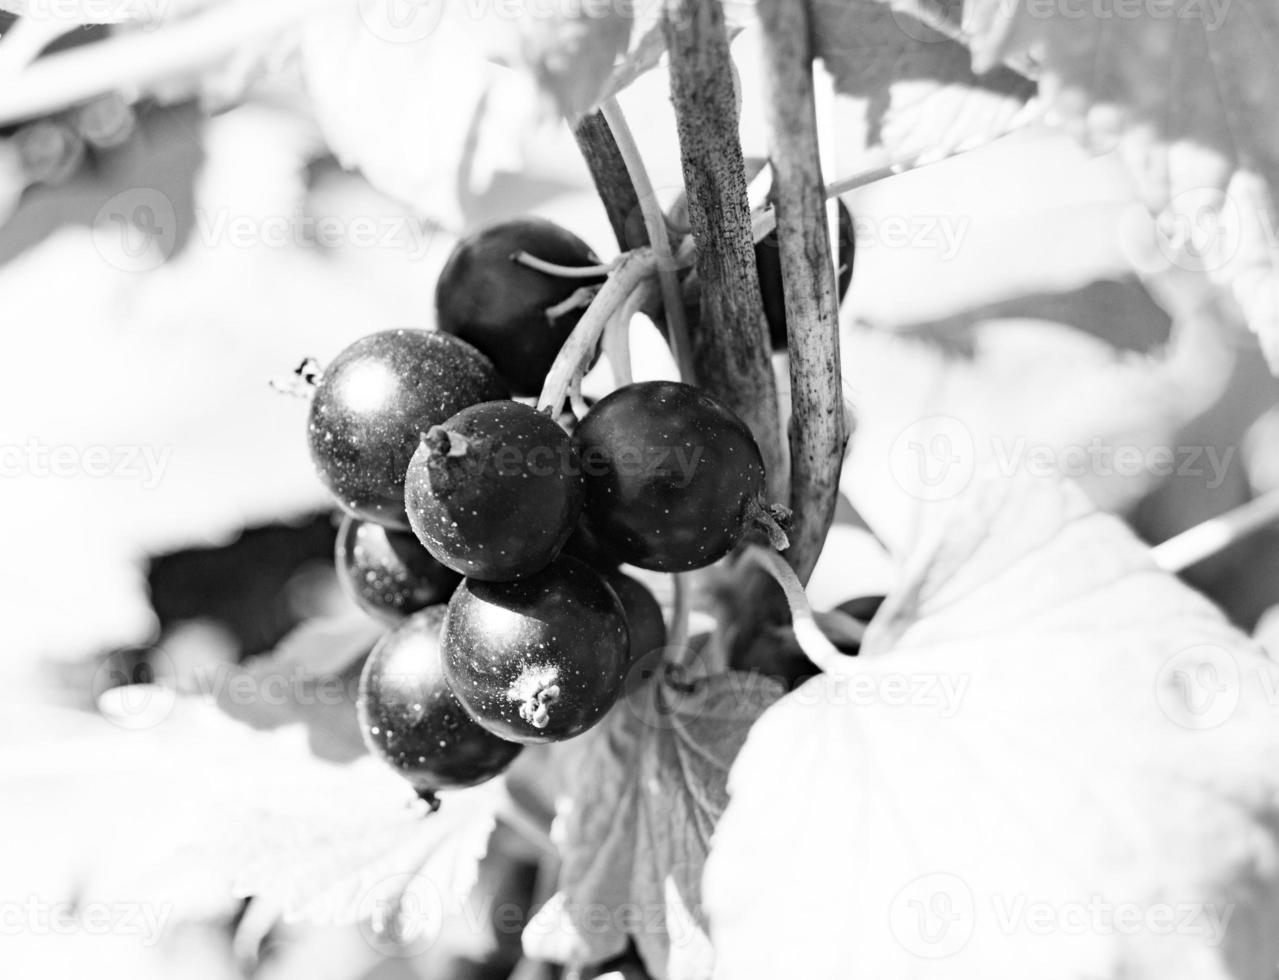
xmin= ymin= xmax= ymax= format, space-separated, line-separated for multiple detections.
xmin=545 ymin=284 xmax=602 ymax=323
xmin=537 ymin=247 xmax=659 ymax=417
xmin=1152 ymin=488 xmax=1279 ymax=572
xmin=744 ymin=545 xmax=854 ymax=677
xmin=601 ymin=97 xmax=696 ymax=382
xmin=512 ymin=250 xmax=616 ymax=279
xmin=746 ymin=496 xmax=792 ymax=551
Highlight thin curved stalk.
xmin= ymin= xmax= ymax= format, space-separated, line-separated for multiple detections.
xmin=600 ymin=97 xmax=695 ymax=381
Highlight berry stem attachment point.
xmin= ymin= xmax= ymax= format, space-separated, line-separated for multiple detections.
xmin=537 ymin=247 xmax=659 ymax=417
xmin=424 ymin=427 xmax=469 ymax=459
xmin=746 ymin=495 xmax=792 ymax=551
xmin=743 ymin=545 xmax=852 ymax=676
xmin=512 ymin=250 xmax=616 ymax=279
xmin=415 ymin=789 xmax=442 ymax=813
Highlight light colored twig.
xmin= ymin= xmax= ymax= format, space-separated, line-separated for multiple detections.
xmin=600 ymin=97 xmax=695 ymax=381
xmin=1151 ymin=489 xmax=1279 ymax=573
xmin=512 ymin=250 xmax=615 ymax=278
xmin=536 ymin=248 xmax=657 ymax=416
xmin=744 ymin=546 xmax=851 ymax=676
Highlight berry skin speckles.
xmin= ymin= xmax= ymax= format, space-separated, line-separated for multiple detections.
xmin=572 ymin=381 xmax=767 ymax=572
xmin=435 ymin=218 xmax=606 ymax=396
xmin=442 ymin=556 xmax=629 ymax=743
xmin=404 ymin=400 xmax=584 ymax=581
xmin=307 ymin=329 xmax=507 ymax=529
xmin=335 ymin=515 xmax=461 ymax=624
xmin=357 ymin=607 xmax=523 ymax=797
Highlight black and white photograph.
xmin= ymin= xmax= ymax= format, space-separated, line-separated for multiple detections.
xmin=3 ymin=0 xmax=1279 ymax=977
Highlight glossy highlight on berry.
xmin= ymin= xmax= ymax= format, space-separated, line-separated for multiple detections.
xmin=307 ymin=329 xmax=508 ymax=529
xmin=335 ymin=515 xmax=461 ymax=624
xmin=442 ymin=556 xmax=629 ymax=744
xmin=572 ymin=381 xmax=767 ymax=572
xmin=358 ymin=607 xmax=523 ymax=794
xmin=404 ymin=400 xmax=584 ymax=581
xmin=435 ymin=218 xmax=606 ymax=396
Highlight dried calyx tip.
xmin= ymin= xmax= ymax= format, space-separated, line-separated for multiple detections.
xmin=294 ymin=357 xmax=323 ymax=385
xmin=415 ymin=788 xmax=441 ymax=812
xmin=423 ymin=426 xmax=469 ymax=458
xmin=748 ymin=496 xmax=791 ymax=551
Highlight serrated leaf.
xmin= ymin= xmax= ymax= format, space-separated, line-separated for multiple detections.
xmin=299 ymin=3 xmax=587 ymax=230
xmin=809 ymin=0 xmax=1037 ymax=167
xmin=73 ymin=693 xmax=502 ymax=940
xmin=947 ymin=0 xmax=1279 ymax=371
xmin=0 ymin=103 xmax=445 ymax=662
xmin=840 ymin=268 xmax=1239 ymax=551
xmin=705 ymin=472 xmax=1279 ymax=978
xmin=523 ymin=671 xmax=785 ymax=979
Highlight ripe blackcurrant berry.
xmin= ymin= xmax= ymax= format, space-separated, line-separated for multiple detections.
xmin=442 ymin=556 xmax=629 ymax=743
xmin=358 ymin=607 xmax=523 ymax=796
xmin=604 ymin=571 xmax=666 ymax=664
xmin=335 ymin=515 xmax=461 ymax=625
xmin=562 ymin=520 xmax=620 ymax=572
xmin=435 ymin=218 xmax=606 ymax=396
xmin=572 ymin=381 xmax=767 ymax=572
xmin=757 ymin=198 xmax=855 ymax=350
xmin=307 ymin=330 xmax=507 ymax=529
xmin=404 ymin=400 xmax=584 ymax=581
